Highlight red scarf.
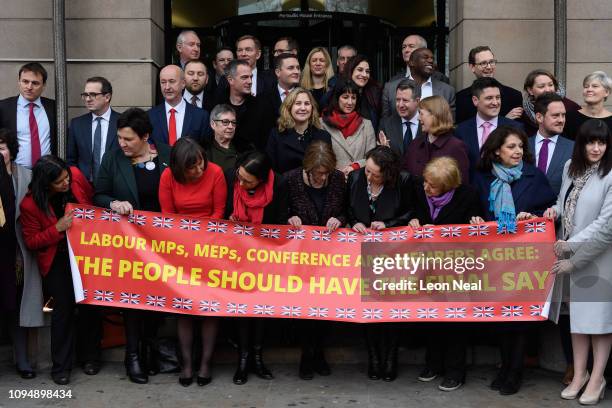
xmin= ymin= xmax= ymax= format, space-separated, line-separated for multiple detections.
xmin=325 ymin=110 xmax=363 ymax=138
xmin=232 ymin=170 xmax=275 ymax=224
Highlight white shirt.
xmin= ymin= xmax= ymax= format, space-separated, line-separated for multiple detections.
xmin=535 ymin=132 xmax=559 ymax=172
xmin=183 ymin=89 xmax=204 ymax=109
xmin=407 ymin=72 xmax=433 ymax=99
xmin=405 ymin=67 xmax=411 ymax=78
xmin=277 ymin=84 xmax=294 ymax=103
xmin=91 ymin=107 xmax=112 ymax=161
xmin=15 ymin=95 xmax=51 ymax=168
xmin=165 ymin=98 xmax=186 ymax=139
xmin=475 ymin=114 xmax=499 ymax=148
xmin=401 ymin=111 xmax=419 ymax=141
xmin=251 ymin=67 xmax=258 ymax=96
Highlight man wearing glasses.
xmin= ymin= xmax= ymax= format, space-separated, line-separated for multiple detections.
xmin=455 ymin=46 xmax=523 ymax=123
xmin=0 ymin=62 xmax=56 ymax=168
xmin=67 ymin=77 xmax=119 ymax=183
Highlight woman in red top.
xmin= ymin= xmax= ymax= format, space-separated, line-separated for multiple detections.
xmin=19 ymin=155 xmax=91 ymax=385
xmin=158 ymin=137 xmax=227 ymax=387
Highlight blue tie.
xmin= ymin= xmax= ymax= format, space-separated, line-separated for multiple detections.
xmin=403 ymin=121 xmax=413 ymax=153
xmin=92 ymin=117 xmax=102 ymax=181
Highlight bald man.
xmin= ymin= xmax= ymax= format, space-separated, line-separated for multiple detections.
xmin=148 ymin=64 xmax=210 ymax=146
xmin=382 ymin=34 xmax=450 ymax=117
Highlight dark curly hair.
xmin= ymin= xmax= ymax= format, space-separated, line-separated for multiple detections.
xmin=0 ymin=128 xmax=19 ymax=161
xmin=478 ymin=126 xmax=533 ymax=171
xmin=365 ymin=146 xmax=401 ymax=187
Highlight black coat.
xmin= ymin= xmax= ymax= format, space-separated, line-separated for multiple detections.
xmin=223 ymin=169 xmax=286 ymax=225
xmin=347 ymin=168 xmax=415 ymax=227
xmin=280 ymin=168 xmax=347 ymax=226
xmin=266 ymin=126 xmax=332 ymax=174
xmin=411 ymin=181 xmax=482 ymax=225
xmin=455 ymin=83 xmax=523 ymax=124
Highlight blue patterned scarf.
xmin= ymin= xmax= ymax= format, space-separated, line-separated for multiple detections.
xmin=489 ymin=162 xmax=523 ymax=233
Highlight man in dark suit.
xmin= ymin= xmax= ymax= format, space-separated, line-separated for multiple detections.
xmin=455 ymin=46 xmax=523 ymax=123
xmin=67 ymin=76 xmax=119 ymax=182
xmin=406 ymin=48 xmax=456 ymax=117
xmin=528 ymin=92 xmax=574 ymax=195
xmin=215 ymin=60 xmax=274 ymax=150
xmin=206 ymin=47 xmax=234 ymax=103
xmin=455 ymin=77 xmax=524 ymax=181
xmin=272 ymin=53 xmax=301 ymax=118
xmin=148 ymin=64 xmax=210 ymax=146
xmin=382 ymin=35 xmax=449 ymax=118
xmin=378 ymin=79 xmax=422 ymax=156
xmin=336 ymin=45 xmax=357 ymax=76
xmin=183 ymin=59 xmax=213 ymax=111
xmin=175 ymin=30 xmax=201 ymax=69
xmin=0 ymin=62 xmax=56 ymax=168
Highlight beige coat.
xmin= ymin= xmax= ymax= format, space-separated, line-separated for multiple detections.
xmin=322 ymin=118 xmax=377 ymax=170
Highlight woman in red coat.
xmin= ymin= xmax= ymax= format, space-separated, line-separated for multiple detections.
xmin=158 ymin=137 xmax=227 ymax=387
xmin=19 ymin=155 xmax=91 ymax=385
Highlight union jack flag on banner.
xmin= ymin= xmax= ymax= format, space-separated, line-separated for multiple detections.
xmin=145 ymin=295 xmax=166 ymax=307
xmin=413 ymin=227 xmax=434 ymax=239
xmin=93 ymin=290 xmax=114 ymax=302
xmin=280 ymin=305 xmax=302 ymax=317
xmin=152 ymin=216 xmax=174 ymax=229
xmin=312 ymin=230 xmax=331 ymax=241
xmin=286 ymin=228 xmax=306 ymax=240
xmin=337 ymin=231 xmax=358 ymax=243
xmin=335 ymin=307 xmax=356 ymax=319
xmin=389 ymin=230 xmax=408 ymax=241
xmin=100 ymin=210 xmax=121 ymax=222
xmin=172 ymin=297 xmax=193 ymax=310
xmin=253 ymin=304 xmax=275 ymax=315
xmin=180 ymin=218 xmax=201 ymax=231
xmin=233 ymin=224 xmax=254 ymax=236
xmin=207 ymin=221 xmax=227 ymax=233
xmin=472 ymin=306 xmax=495 ymax=318
xmin=120 ymin=292 xmax=140 ymax=305
xmin=199 ymin=300 xmax=220 ymax=312
xmin=364 ymin=231 xmax=383 ymax=242
xmin=468 ymin=224 xmax=489 ymax=236
xmin=260 ymin=227 xmax=280 ymax=239
xmin=501 ymin=305 xmax=523 ymax=317
xmin=525 ymin=221 xmax=546 ymax=233
xmin=226 ymin=302 xmax=248 ymax=314
xmin=128 ymin=214 xmax=147 ymax=226
xmin=308 ymin=307 xmax=328 ymax=318
xmin=417 ymin=308 xmax=438 ymax=319
xmin=83 ymin=289 xmax=88 ymax=299
xmin=529 ymin=304 xmax=543 ymax=316
xmin=444 ymin=307 xmax=467 ymax=318
xmin=441 ymin=226 xmax=462 ymax=238
xmin=74 ymin=208 xmax=95 ymax=220
xmin=390 ymin=308 xmax=411 ymax=319
xmin=362 ymin=308 xmax=383 ymax=319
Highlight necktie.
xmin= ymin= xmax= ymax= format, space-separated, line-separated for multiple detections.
xmin=481 ymin=121 xmax=492 ymax=146
xmin=403 ymin=121 xmax=413 ymax=153
xmin=168 ymin=108 xmax=177 ymax=146
xmin=191 ymin=95 xmax=198 ymax=107
xmin=28 ymin=103 xmax=41 ymax=166
xmin=538 ymin=138 xmax=550 ymax=174
xmin=92 ymin=117 xmax=102 ymax=181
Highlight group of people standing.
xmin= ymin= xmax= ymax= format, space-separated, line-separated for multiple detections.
xmin=1 ymin=30 xmax=611 ymax=405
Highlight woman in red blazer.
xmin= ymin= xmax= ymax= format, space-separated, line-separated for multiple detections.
xmin=19 ymin=156 xmax=91 ymax=385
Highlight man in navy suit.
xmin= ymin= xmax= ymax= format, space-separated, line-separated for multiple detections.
xmin=148 ymin=65 xmax=210 ymax=146
xmin=272 ymin=53 xmax=301 ymax=118
xmin=455 ymin=77 xmax=523 ymax=181
xmin=378 ymin=79 xmax=422 ymax=156
xmin=0 ymin=62 xmax=56 ymax=168
xmin=528 ymin=92 xmax=574 ymax=195
xmin=67 ymin=77 xmax=119 ymax=182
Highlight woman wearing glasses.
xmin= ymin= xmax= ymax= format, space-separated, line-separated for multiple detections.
xmin=94 ymin=108 xmax=171 ymax=384
xmin=158 ymin=137 xmax=227 ymax=387
xmin=267 ymin=88 xmax=331 ymax=174
xmin=206 ymin=104 xmax=252 ymax=172
xmin=279 ymin=140 xmax=345 ymax=379
xmin=224 ymin=150 xmax=285 ymax=385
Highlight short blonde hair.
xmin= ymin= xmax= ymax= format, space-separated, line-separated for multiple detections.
xmin=301 ymin=47 xmax=335 ymax=92
xmin=418 ymin=96 xmax=454 ymax=136
xmin=277 ymin=88 xmax=321 ymax=132
xmin=422 ymin=156 xmax=462 ymax=193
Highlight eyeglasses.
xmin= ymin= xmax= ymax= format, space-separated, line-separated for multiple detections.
xmin=475 ymin=59 xmax=497 ymax=69
xmin=80 ymin=92 xmax=105 ymax=100
xmin=214 ymin=119 xmax=237 ymax=127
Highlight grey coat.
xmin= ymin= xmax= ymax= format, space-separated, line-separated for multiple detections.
xmin=14 ymin=164 xmax=45 ymax=327
xmin=322 ymin=118 xmax=377 ymax=170
xmin=549 ymin=161 xmax=612 ymax=333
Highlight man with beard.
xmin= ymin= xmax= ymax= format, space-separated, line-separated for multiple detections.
xmin=148 ymin=65 xmax=210 ymax=146
xmin=408 ymin=48 xmax=455 ymax=116
xmin=272 ymin=53 xmax=301 ymax=117
xmin=183 ymin=59 xmax=212 ymax=111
